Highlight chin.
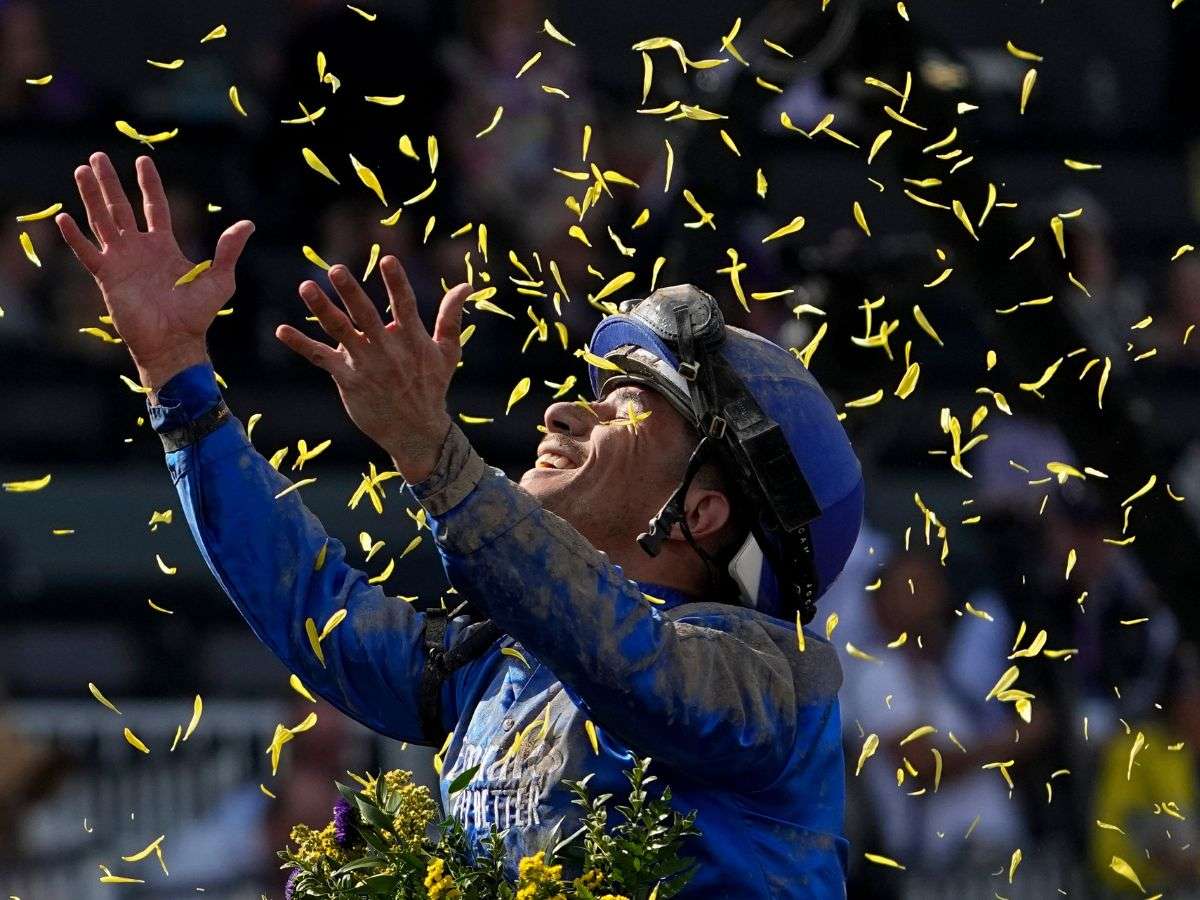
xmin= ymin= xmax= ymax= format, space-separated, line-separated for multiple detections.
xmin=519 ymin=466 xmax=576 ymax=512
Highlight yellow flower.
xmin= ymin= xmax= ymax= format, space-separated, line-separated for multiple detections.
xmin=379 ymin=769 xmax=438 ymax=853
xmin=287 ymin=822 xmax=347 ymax=870
xmin=424 ymin=856 xmax=460 ymax=900
xmin=516 ymin=851 xmax=565 ymax=900
xmin=573 ymin=868 xmax=603 ymax=891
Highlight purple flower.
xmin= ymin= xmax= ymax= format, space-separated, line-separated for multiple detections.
xmin=332 ymin=796 xmax=354 ymax=847
xmin=284 ymin=868 xmax=299 ymax=900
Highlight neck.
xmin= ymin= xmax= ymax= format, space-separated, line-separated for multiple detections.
xmin=603 ymin=538 xmax=712 ymax=600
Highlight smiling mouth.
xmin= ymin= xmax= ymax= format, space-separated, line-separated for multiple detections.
xmin=534 ymin=450 xmax=578 ymax=470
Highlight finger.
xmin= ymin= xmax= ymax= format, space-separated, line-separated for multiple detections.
xmin=380 ymin=255 xmax=421 ymax=333
xmin=90 ymin=152 xmax=138 ymax=233
xmin=432 ymin=282 xmax=472 ymax=357
xmin=212 ymin=220 xmax=255 ymax=280
xmin=275 ymin=324 xmax=346 ymax=374
xmin=329 ymin=265 xmax=386 ymax=340
xmin=298 ymin=279 xmax=363 ymax=350
xmin=135 ymin=155 xmax=173 ymax=233
xmin=74 ymin=164 xmax=120 ymax=247
xmin=55 ymin=212 xmax=103 ymax=275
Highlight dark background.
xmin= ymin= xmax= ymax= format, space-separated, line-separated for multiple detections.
xmin=1 ymin=0 xmax=1199 ymax=896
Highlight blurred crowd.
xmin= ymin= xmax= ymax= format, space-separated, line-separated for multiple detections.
xmin=2 ymin=0 xmax=1200 ymax=896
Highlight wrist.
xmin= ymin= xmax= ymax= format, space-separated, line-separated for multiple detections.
xmin=386 ymin=414 xmax=453 ymax=484
xmin=136 ymin=342 xmax=210 ymax=399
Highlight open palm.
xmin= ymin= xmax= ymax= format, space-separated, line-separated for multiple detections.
xmin=57 ymin=152 xmax=254 ymax=382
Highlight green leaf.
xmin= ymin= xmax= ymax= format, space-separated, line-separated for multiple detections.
xmin=448 ymin=763 xmax=481 ymax=795
xmin=331 ymin=855 xmax=382 ymax=877
xmin=353 ymin=794 xmax=392 ymax=830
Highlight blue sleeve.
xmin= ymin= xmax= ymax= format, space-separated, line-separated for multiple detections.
xmin=410 ymin=424 xmax=800 ymax=784
xmin=149 ymin=362 xmax=476 ymax=745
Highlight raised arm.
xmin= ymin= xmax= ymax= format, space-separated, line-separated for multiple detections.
xmin=57 ymin=153 xmax=475 ymax=743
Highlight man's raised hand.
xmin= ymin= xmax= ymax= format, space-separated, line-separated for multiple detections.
xmin=56 ymin=152 xmax=254 ymax=393
xmin=275 ymin=257 xmax=471 ymax=483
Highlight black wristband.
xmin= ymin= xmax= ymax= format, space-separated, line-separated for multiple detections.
xmin=158 ymin=400 xmax=232 ymax=453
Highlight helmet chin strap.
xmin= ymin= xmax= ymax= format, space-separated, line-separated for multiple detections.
xmin=636 ymin=435 xmax=714 ymax=558
xmin=636 ymin=434 xmax=731 ymax=596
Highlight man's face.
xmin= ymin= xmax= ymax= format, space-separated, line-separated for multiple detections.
xmin=518 ymin=384 xmax=695 ymax=553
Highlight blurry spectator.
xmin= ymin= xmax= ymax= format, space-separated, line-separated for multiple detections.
xmin=167 ymin=700 xmax=355 ymax=892
xmin=838 ymin=549 xmax=1032 ymax=873
xmin=1040 ymin=481 xmax=1178 ymax=745
xmin=1150 ymin=256 xmax=1200 ymax=369
xmin=1091 ymin=642 xmax=1200 ymax=894
xmin=438 ymin=0 xmax=597 ymax=250
xmin=0 ymin=685 xmax=69 ymax=861
xmin=0 ymin=210 xmax=54 ymax=349
xmin=1052 ymin=190 xmax=1150 ymax=373
xmin=820 ymin=517 xmax=891 ymax=654
xmin=0 ymin=0 xmax=89 ymax=122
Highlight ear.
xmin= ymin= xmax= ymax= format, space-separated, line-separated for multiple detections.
xmin=668 ymin=486 xmax=731 ymax=547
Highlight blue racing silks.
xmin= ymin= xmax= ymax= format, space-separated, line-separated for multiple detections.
xmin=149 ymin=362 xmax=849 ymax=898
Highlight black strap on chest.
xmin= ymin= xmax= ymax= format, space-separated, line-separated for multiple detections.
xmin=418 ymin=602 xmax=501 ymax=743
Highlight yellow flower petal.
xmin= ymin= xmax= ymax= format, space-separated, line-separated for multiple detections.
xmin=900 ymin=725 xmax=937 ymax=745
xmin=1019 ymin=68 xmax=1038 ymax=115
xmin=228 ymin=85 xmax=247 ymax=116
xmin=349 ymin=153 xmax=387 ymax=205
xmin=302 ymin=245 xmax=331 ymax=270
xmin=1006 ymin=41 xmax=1043 ymax=62
xmin=855 ymin=733 xmax=879 ymax=776
xmin=1108 ymin=856 xmax=1145 ymax=893
xmin=305 ymin=617 xmax=325 ymax=666
xmin=506 ymin=377 xmax=531 ymax=414
xmin=853 ymin=201 xmax=871 ymax=237
xmin=123 ymin=727 xmax=150 ymax=754
xmin=174 ymin=260 xmax=212 ymax=287
xmin=200 ymin=24 xmax=227 ymax=43
xmin=542 ymin=18 xmax=575 ymax=46
xmin=762 ymin=216 xmax=806 ymax=243
xmin=475 ymin=105 xmax=503 ymax=138
xmin=864 ymin=852 xmax=906 ymax=870
xmin=19 ymin=231 xmax=40 ymax=267
xmin=183 ymin=695 xmax=203 ymax=741
xmin=584 ymin=719 xmax=599 ymax=754
xmin=346 ymin=4 xmax=377 ymax=21
xmin=3 ymin=473 xmax=51 ymax=492
xmin=15 ymin=202 xmax=62 ymax=222
xmin=289 ymin=674 xmax=317 ymax=702
xmin=318 ymin=608 xmax=348 ymax=641
xmin=516 ymin=51 xmax=542 ymax=79
xmin=274 ymin=477 xmax=316 ymax=499
xmin=115 ymin=120 xmax=180 ymax=145
xmin=404 ymin=178 xmax=437 ymax=205
xmin=122 ymin=835 xmax=165 ymax=863
xmin=501 ymin=646 xmax=531 ymax=667
xmin=89 ymin=682 xmax=122 ymax=715
xmin=895 ymin=362 xmax=920 ymax=399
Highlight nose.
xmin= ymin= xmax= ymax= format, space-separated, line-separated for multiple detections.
xmin=543 ymin=399 xmax=595 ymax=438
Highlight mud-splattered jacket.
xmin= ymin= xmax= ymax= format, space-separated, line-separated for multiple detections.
xmin=151 ymin=363 xmax=848 ymax=897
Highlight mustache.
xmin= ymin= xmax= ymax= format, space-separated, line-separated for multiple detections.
xmin=538 ymin=433 xmax=587 ymax=465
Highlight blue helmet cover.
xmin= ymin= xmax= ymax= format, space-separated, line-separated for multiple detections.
xmin=589 ymin=311 xmax=865 ymax=608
